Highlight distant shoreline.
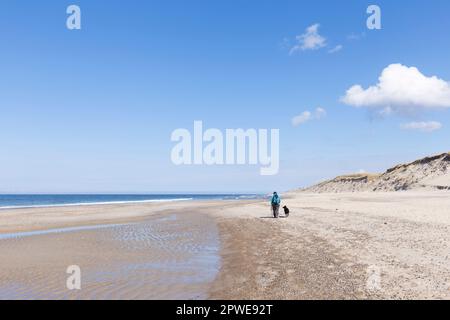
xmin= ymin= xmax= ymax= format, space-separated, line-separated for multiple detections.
xmin=0 ymin=193 xmax=263 ymax=211
xmin=0 ymin=198 xmax=194 ymax=210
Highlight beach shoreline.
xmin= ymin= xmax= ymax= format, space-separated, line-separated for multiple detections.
xmin=0 ymin=192 xmax=449 ymax=299
xmin=0 ymin=199 xmax=257 ymax=234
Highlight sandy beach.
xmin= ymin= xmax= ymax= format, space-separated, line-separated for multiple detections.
xmin=210 ymin=191 xmax=450 ymax=299
xmin=0 ymin=192 xmax=449 ymax=300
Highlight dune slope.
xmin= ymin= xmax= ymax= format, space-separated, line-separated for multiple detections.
xmin=305 ymin=152 xmax=450 ymax=193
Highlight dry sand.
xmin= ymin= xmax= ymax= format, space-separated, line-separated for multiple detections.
xmin=210 ymin=191 xmax=450 ymax=299
xmin=0 ymin=192 xmax=449 ymax=300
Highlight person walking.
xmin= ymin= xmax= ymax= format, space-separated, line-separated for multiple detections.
xmin=271 ymin=192 xmax=281 ymax=218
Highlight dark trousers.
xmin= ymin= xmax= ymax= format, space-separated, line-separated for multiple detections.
xmin=272 ymin=204 xmax=280 ymax=218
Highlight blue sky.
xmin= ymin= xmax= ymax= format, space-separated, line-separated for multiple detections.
xmin=1 ymin=0 xmax=450 ymax=193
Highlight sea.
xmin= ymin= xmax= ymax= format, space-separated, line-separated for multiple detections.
xmin=0 ymin=194 xmax=263 ymax=210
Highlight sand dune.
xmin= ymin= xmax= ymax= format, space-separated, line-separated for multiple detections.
xmin=305 ymin=152 xmax=450 ymax=193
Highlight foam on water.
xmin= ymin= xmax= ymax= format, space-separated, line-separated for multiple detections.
xmin=0 ymin=198 xmax=193 ymax=210
xmin=0 ymin=194 xmax=262 ymax=210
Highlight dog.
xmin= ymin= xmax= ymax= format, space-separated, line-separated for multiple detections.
xmin=283 ymin=205 xmax=290 ymax=217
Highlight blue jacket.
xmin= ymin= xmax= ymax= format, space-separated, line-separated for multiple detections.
xmin=271 ymin=194 xmax=281 ymax=205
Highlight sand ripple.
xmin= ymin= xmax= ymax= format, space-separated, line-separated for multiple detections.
xmin=0 ymin=212 xmax=219 ymax=300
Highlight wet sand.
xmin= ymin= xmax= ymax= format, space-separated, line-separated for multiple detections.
xmin=0 ymin=208 xmax=221 ymax=299
xmin=1 ymin=192 xmax=449 ymax=299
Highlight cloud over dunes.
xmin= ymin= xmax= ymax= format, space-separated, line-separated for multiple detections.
xmin=341 ymin=64 xmax=450 ymax=113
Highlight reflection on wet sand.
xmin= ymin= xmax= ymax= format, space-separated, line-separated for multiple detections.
xmin=0 ymin=212 xmax=219 ymax=300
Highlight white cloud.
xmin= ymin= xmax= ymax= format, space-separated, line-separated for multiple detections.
xmin=292 ymin=108 xmax=327 ymax=127
xmin=328 ymin=45 xmax=343 ymax=54
xmin=341 ymin=64 xmax=450 ymax=114
xmin=400 ymin=121 xmax=442 ymax=132
xmin=292 ymin=111 xmax=312 ymax=126
xmin=290 ymin=24 xmax=326 ymax=54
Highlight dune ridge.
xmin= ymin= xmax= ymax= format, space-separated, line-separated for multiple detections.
xmin=305 ymin=152 xmax=450 ymax=193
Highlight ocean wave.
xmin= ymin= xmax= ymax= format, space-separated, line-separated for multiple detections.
xmin=222 ymin=194 xmax=262 ymax=200
xmin=0 ymin=198 xmax=194 ymax=210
